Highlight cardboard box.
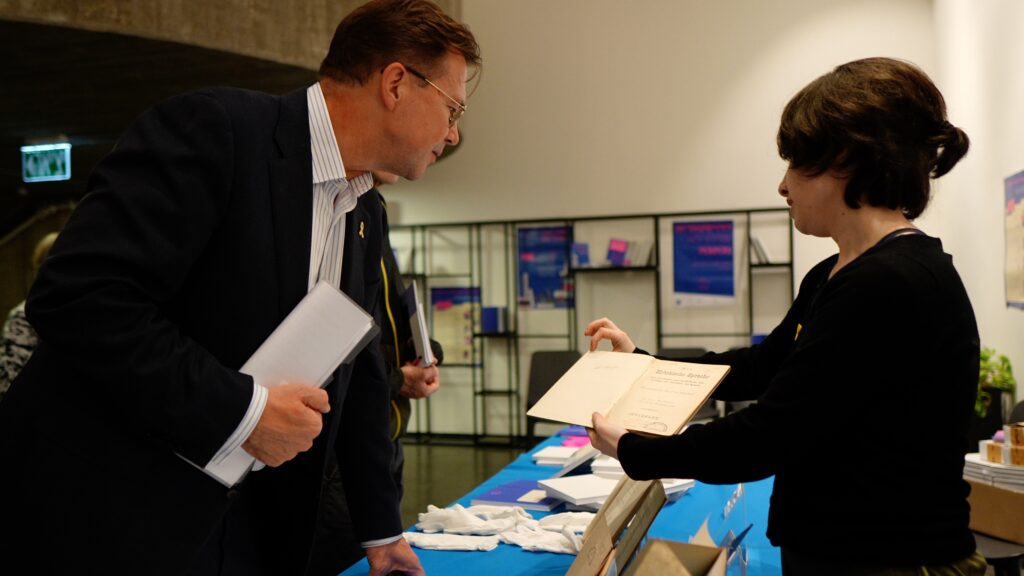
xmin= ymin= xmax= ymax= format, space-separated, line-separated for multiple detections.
xmin=626 ymin=539 xmax=727 ymax=576
xmin=967 ymin=479 xmax=1024 ymax=545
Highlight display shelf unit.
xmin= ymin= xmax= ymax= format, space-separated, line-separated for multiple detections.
xmin=391 ymin=207 xmax=794 ymax=445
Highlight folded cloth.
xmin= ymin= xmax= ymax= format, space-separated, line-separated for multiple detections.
xmin=416 ymin=504 xmax=538 ymax=535
xmin=498 ymin=525 xmax=582 ymax=554
xmin=403 ymin=531 xmax=500 ymax=552
xmin=538 ymin=511 xmax=595 ymax=534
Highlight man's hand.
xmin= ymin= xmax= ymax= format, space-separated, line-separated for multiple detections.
xmin=366 ymin=538 xmax=424 ymax=576
xmin=241 ymin=383 xmax=329 ymax=467
xmin=587 ymin=412 xmax=628 ymax=460
xmin=399 ymin=363 xmax=440 ymax=399
xmin=584 ymin=317 xmax=636 ymax=353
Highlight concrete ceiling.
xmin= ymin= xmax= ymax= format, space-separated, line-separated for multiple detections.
xmin=0 ymin=19 xmax=317 ymax=238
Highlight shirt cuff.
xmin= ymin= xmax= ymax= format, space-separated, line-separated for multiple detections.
xmin=361 ymin=535 xmax=403 ymax=548
xmin=208 ymin=382 xmax=267 ymax=465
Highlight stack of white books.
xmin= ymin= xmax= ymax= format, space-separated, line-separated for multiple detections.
xmin=538 ymin=474 xmax=619 ymax=506
xmin=538 ymin=473 xmax=695 ymax=511
xmin=591 ymin=455 xmax=626 ymax=479
xmin=964 ymin=453 xmax=1024 ymax=493
xmin=531 ymin=445 xmax=580 ymax=466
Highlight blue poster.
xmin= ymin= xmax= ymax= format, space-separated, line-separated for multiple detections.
xmin=1005 ymin=170 xmax=1024 ymax=308
xmin=673 ymin=220 xmax=734 ymax=297
xmin=518 ymin=226 xmax=573 ymax=309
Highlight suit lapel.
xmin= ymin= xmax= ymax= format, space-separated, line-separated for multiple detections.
xmin=269 ymin=88 xmax=313 ymax=317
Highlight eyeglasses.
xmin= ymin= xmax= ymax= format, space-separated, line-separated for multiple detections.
xmin=403 ymin=64 xmax=467 ymax=127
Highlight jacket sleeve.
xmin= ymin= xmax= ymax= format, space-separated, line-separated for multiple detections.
xmin=25 ymin=92 xmax=254 ymax=466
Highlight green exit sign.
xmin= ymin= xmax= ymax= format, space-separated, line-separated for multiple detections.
xmin=21 ymin=143 xmax=72 ymax=183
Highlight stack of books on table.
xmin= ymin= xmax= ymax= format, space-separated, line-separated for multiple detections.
xmin=591 ymin=455 xmax=626 ymax=479
xmin=538 ymin=473 xmax=695 ymax=511
xmin=532 ymin=445 xmax=582 ymax=466
xmin=469 ymin=479 xmax=564 ymax=512
xmin=964 ymin=452 xmax=1024 ymax=493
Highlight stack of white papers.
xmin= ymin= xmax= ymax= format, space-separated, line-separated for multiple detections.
xmin=964 ymin=453 xmax=1024 ymax=492
xmin=591 ymin=455 xmax=626 ymax=479
xmin=539 ymin=474 xmax=619 ymax=506
xmin=532 ymin=446 xmax=580 ymax=466
xmin=541 ymin=473 xmax=695 ymax=512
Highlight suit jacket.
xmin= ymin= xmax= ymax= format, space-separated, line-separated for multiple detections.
xmin=0 ymin=87 xmax=401 ymax=575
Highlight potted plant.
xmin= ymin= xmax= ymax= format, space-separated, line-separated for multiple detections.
xmin=976 ymin=347 xmax=1016 ymax=420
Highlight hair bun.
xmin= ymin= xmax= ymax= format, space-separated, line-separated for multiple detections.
xmin=932 ymin=120 xmax=969 ymax=178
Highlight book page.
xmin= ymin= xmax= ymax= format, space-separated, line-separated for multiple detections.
xmin=608 ymin=359 xmax=730 ymax=435
xmin=526 ymin=351 xmax=655 ymax=429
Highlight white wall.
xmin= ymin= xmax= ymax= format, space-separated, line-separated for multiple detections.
xmin=389 ymin=0 xmax=935 ymax=285
xmin=930 ymin=0 xmax=1024 ymax=402
xmin=382 ymin=0 xmax=1022 ymax=412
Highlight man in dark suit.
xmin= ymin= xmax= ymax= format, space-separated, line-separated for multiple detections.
xmin=0 ymin=1 xmax=479 ymax=575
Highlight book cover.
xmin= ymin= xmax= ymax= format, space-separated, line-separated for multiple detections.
xmin=405 ymin=283 xmax=434 ymax=366
xmin=526 ymin=351 xmax=730 ymax=436
xmin=539 ymin=474 xmax=621 ymax=505
xmin=531 ymin=445 xmax=579 ymax=465
xmin=571 ymin=242 xmax=590 ymax=268
xmin=470 ymin=479 xmax=564 ymax=511
xmin=607 ymin=238 xmax=629 ymax=267
xmin=480 ymin=306 xmax=506 ymax=334
xmin=184 ymin=282 xmax=378 ymax=487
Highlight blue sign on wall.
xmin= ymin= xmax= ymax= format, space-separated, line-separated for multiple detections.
xmin=673 ymin=220 xmax=735 ymax=297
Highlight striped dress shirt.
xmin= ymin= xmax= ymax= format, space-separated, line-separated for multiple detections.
xmin=209 ymin=83 xmax=376 ymax=505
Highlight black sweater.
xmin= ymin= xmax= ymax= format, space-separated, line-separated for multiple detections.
xmin=618 ymin=234 xmax=979 ymax=564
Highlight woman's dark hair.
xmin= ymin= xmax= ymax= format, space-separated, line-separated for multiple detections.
xmin=777 ymin=57 xmax=969 ymax=219
xmin=319 ymin=0 xmax=481 ymax=85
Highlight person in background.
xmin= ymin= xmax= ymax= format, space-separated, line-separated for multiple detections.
xmin=309 ymin=171 xmax=444 ymax=575
xmin=0 ymin=1 xmax=479 ymax=575
xmin=587 ymin=57 xmax=985 ymax=576
xmin=0 ymin=231 xmax=58 ymax=401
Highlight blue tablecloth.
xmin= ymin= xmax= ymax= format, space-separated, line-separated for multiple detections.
xmin=341 ymin=436 xmax=782 ymax=575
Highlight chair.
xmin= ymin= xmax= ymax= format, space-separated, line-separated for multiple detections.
xmin=1009 ymin=400 xmax=1024 ymax=424
xmin=524 ymin=350 xmax=581 ymax=447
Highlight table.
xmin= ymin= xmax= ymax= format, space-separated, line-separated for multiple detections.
xmin=341 ymin=436 xmax=782 ymax=575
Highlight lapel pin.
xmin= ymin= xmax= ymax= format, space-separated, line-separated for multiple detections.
xmin=359 ymin=221 xmax=365 ymax=239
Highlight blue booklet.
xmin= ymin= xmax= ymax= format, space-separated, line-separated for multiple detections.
xmin=470 ymin=479 xmax=563 ymax=511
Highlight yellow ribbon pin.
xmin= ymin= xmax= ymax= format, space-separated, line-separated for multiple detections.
xmin=794 ymin=323 xmax=802 ymax=341
xmin=359 ymin=221 xmax=365 ymax=238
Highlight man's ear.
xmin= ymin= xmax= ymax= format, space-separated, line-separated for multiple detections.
xmin=380 ymin=62 xmax=406 ymax=111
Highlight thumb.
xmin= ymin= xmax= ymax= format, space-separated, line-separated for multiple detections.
xmin=592 ymin=411 xmax=605 ymax=427
xmin=301 ymin=388 xmax=331 ymax=414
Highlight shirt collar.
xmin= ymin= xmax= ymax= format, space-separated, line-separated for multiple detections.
xmin=307 ymin=82 xmax=347 ymax=185
xmin=306 ymin=83 xmax=375 ymax=201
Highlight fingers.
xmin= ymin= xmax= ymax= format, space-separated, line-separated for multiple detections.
xmin=242 ymin=383 xmax=329 ymax=467
xmin=589 ymin=327 xmax=617 ymax=351
xmin=584 ymin=317 xmax=616 ymax=336
xmin=301 ymin=388 xmax=330 ymax=413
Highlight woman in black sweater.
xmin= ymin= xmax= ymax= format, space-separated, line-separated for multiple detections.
xmin=586 ymin=57 xmax=985 ymax=576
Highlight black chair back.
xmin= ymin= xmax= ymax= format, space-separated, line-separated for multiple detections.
xmin=524 ymin=350 xmax=581 ymax=445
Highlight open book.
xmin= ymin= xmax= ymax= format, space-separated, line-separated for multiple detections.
xmin=526 ymin=351 xmax=730 ymax=435
xmin=183 ymin=281 xmax=379 ymax=487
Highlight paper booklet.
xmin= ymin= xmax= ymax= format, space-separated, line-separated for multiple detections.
xmin=182 ymin=281 xmax=379 ymax=487
xmin=402 ymin=282 xmax=434 ymax=366
xmin=470 ymin=479 xmax=563 ymax=512
xmin=526 ymin=351 xmax=730 ymax=436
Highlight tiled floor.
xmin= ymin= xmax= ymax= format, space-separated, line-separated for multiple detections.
xmin=398 ymin=440 xmax=523 ymax=528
